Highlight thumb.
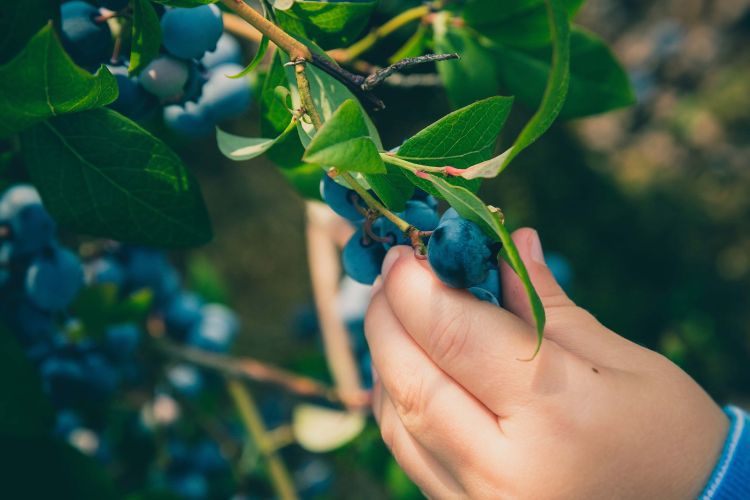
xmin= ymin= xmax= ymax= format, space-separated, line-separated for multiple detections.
xmin=500 ymin=228 xmax=620 ymax=360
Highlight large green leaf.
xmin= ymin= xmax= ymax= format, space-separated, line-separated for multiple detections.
xmin=129 ymin=0 xmax=162 ymax=75
xmin=417 ymin=175 xmax=546 ymax=357
xmin=0 ymin=0 xmax=59 ymax=64
xmin=433 ymin=14 xmax=498 ymax=109
xmin=464 ymin=0 xmax=582 ymax=48
xmin=20 ymin=108 xmax=213 ymax=248
xmin=467 ymin=0 xmax=570 ymax=178
xmin=303 ymin=100 xmax=385 ymax=174
xmin=494 ymin=27 xmax=635 ymax=119
xmin=397 ymin=96 xmax=514 ymax=195
xmin=0 ymin=325 xmax=54 ymax=438
xmin=276 ymin=1 xmax=377 ymax=49
xmin=0 ymin=24 xmax=118 ymax=138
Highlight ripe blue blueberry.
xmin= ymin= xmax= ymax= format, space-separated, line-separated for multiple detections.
xmin=163 ymin=102 xmax=215 ymax=137
xmin=342 ymin=230 xmax=386 ymax=285
xmin=60 ymin=1 xmax=113 ymax=68
xmin=199 ymin=64 xmax=252 ymax=122
xmin=376 ymin=200 xmax=439 ymax=249
xmin=164 ymin=292 xmax=204 ymax=339
xmin=201 ymin=33 xmax=243 ymax=69
xmin=160 ymin=5 xmax=224 ymax=60
xmin=320 ymin=175 xmax=365 ymax=222
xmin=105 ymin=323 xmax=141 ymax=360
xmin=5 ymin=203 xmax=56 ymax=257
xmin=166 ymin=363 xmax=204 ymax=397
xmin=122 ymin=247 xmax=180 ymax=303
xmin=84 ymin=256 xmax=125 ymax=287
xmin=187 ymin=303 xmax=239 ymax=352
xmin=427 ymin=212 xmax=494 ymax=288
xmin=0 ymin=184 xmax=42 ymax=217
xmin=105 ymin=63 xmax=158 ymax=120
xmin=139 ymin=56 xmax=190 ymax=100
xmin=25 ymin=246 xmax=84 ymax=311
xmin=181 ymin=61 xmax=210 ymax=104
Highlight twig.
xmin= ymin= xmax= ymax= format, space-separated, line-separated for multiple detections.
xmin=227 ymin=379 xmax=299 ymax=500
xmin=219 ymin=0 xmax=311 ymax=61
xmin=157 ymin=339 xmax=341 ymax=405
xmin=361 ymin=53 xmax=459 ymax=91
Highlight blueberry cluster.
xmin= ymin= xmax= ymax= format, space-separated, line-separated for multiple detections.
xmin=0 ymin=183 xmax=244 ymax=495
xmin=320 ymin=176 xmax=503 ymax=306
xmin=60 ymin=1 xmax=251 ymax=135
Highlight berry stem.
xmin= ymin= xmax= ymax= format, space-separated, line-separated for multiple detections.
xmin=337 ymin=171 xmax=412 ymax=234
xmin=227 ymin=379 xmax=300 ymax=500
xmin=334 ymin=5 xmax=431 ymax=63
xmin=219 ymin=0 xmax=312 ymax=61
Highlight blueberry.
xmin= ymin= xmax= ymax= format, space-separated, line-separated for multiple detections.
xmin=25 ymin=246 xmax=84 ymax=311
xmin=121 ymin=247 xmax=180 ymax=303
xmin=0 ymin=184 xmax=55 ymax=257
xmin=199 ymin=64 xmax=252 ymax=122
xmin=377 ymin=200 xmax=439 ymax=249
xmin=412 ymin=189 xmax=438 ymax=210
xmin=84 ymin=256 xmax=125 ymax=287
xmin=342 ymin=229 xmax=386 ymax=285
xmin=139 ymin=56 xmax=190 ymax=99
xmin=105 ymin=63 xmax=158 ymax=121
xmin=180 ymin=60 xmax=209 ymax=104
xmin=163 ymin=292 xmax=204 ymax=339
xmin=427 ymin=213 xmax=494 ymax=288
xmin=161 ymin=5 xmax=224 ymax=60
xmin=320 ymin=175 xmax=365 ymax=222
xmin=187 ymin=303 xmax=239 ymax=352
xmin=105 ymin=323 xmax=141 ymax=360
xmin=201 ymin=33 xmax=243 ymax=69
xmin=60 ymin=1 xmax=113 ymax=68
xmin=82 ymin=351 xmax=120 ymax=396
xmin=163 ymin=102 xmax=214 ymax=137
xmin=40 ymin=354 xmax=86 ymax=406
xmin=166 ymin=363 xmax=204 ymax=397
xmin=167 ymin=471 xmax=208 ymax=500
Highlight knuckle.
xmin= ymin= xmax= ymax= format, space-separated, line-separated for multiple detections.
xmin=391 ymin=375 xmax=428 ymax=434
xmin=427 ymin=310 xmax=470 ymax=365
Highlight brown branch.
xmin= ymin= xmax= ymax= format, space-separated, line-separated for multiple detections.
xmin=157 ymin=339 xmax=341 ymax=405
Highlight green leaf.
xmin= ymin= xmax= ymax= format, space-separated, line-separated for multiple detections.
xmin=0 ymin=0 xmax=59 ymax=64
xmin=129 ymin=0 xmax=162 ymax=75
xmin=463 ymin=0 xmax=583 ymax=48
xmin=493 ymin=27 xmax=635 ymax=119
xmin=217 ymin=117 xmax=297 ymax=161
xmin=397 ymin=96 xmax=514 ymax=195
xmin=303 ymin=100 xmax=385 ymax=174
xmin=416 ymin=175 xmax=546 ymax=357
xmin=276 ymin=1 xmax=377 ymax=49
xmin=0 ymin=436 xmax=119 ymax=499
xmin=478 ymin=0 xmax=570 ymax=177
xmin=0 ymin=325 xmax=54 ymax=438
xmin=432 ymin=14 xmax=498 ymax=109
xmin=20 ymin=108 xmax=213 ymax=248
xmin=0 ymin=23 xmax=118 ymax=138
xmin=228 ymin=35 xmax=269 ymax=79
xmin=261 ymin=53 xmax=308 ymax=170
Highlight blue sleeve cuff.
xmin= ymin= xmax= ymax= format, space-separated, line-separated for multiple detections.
xmin=700 ymin=406 xmax=750 ymax=499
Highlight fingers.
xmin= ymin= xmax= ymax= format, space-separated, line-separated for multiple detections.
xmin=379 ymin=246 xmax=581 ymax=413
xmin=372 ymin=383 xmax=465 ymax=498
xmin=500 ymin=228 xmax=636 ymax=366
xmin=365 ymin=291 xmax=508 ymax=478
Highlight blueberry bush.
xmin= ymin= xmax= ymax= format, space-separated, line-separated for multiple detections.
xmin=0 ymin=0 xmax=634 ymax=497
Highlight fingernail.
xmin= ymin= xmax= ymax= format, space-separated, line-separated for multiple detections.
xmin=380 ymin=248 xmax=402 ymax=279
xmin=371 ymin=276 xmax=383 ymax=296
xmin=529 ymin=230 xmax=545 ymax=264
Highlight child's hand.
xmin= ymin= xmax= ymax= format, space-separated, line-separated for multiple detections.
xmin=365 ymin=228 xmax=729 ymax=499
